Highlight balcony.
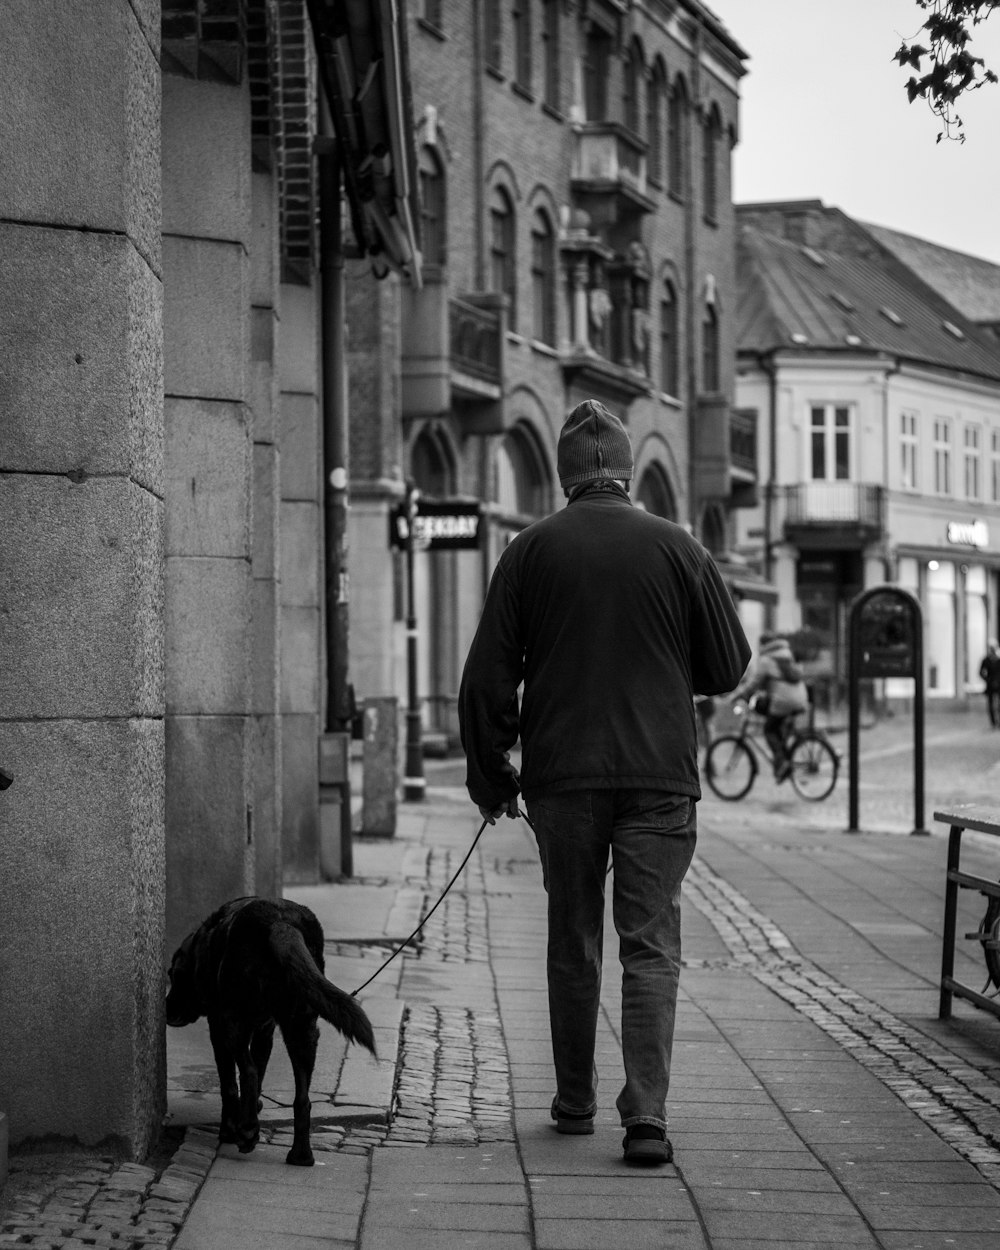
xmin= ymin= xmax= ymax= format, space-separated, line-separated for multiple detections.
xmin=449 ymin=295 xmax=503 ymax=399
xmin=570 ymin=122 xmax=656 ymax=227
xmin=401 ymin=286 xmax=505 ymax=425
xmin=729 ymin=408 xmax=758 ymax=509
xmin=780 ymin=482 xmax=885 ymax=549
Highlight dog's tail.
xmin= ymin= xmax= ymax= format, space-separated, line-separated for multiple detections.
xmin=271 ymin=924 xmax=377 ymax=1056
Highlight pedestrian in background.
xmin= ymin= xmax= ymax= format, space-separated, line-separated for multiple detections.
xmin=459 ymin=399 xmax=750 ymax=1165
xmin=980 ymin=639 xmax=1000 ymax=728
xmin=731 ymin=632 xmax=809 ymax=780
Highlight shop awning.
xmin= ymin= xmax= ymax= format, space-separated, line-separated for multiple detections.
xmin=306 ymin=0 xmax=422 ymax=287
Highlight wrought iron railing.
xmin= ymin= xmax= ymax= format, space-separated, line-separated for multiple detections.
xmin=782 ymin=482 xmax=884 ymax=528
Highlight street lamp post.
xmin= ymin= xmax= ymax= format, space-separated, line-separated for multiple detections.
xmin=403 ymin=482 xmax=425 ymax=801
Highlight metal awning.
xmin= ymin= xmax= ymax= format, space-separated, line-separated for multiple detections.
xmin=307 ymin=0 xmax=422 ymax=288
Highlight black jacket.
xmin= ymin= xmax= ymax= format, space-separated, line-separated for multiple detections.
xmin=459 ymin=485 xmax=751 ymax=809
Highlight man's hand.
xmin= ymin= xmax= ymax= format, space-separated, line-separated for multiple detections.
xmin=478 ymin=796 xmax=521 ymax=825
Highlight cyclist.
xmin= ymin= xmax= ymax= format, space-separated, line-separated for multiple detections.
xmin=731 ymin=632 xmax=809 ymax=782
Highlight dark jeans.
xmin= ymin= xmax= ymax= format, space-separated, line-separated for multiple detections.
xmin=987 ymin=689 xmax=1000 ymax=728
xmin=526 ymin=789 xmax=697 ymax=1130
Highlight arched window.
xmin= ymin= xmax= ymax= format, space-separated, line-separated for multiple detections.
xmin=418 ymin=146 xmax=446 ymax=267
xmin=647 ymin=60 xmax=666 ymax=185
xmin=702 ymin=302 xmax=719 ymax=393
xmin=531 ymin=209 xmax=556 ymax=346
xmin=668 ymin=76 xmax=687 ymax=197
xmin=540 ymin=0 xmax=560 ymax=109
xmin=660 ymin=280 xmax=679 ymax=396
xmin=583 ymin=23 xmax=611 ymax=120
xmin=489 ymin=185 xmax=517 ymax=330
xmin=623 ymin=39 xmax=643 ymax=135
xmin=701 ymin=503 xmax=726 ymax=557
xmin=496 ymin=423 xmax=551 ymax=520
xmin=411 ymin=424 xmax=455 ymax=499
xmin=703 ymin=104 xmax=721 ymax=223
xmin=484 ymin=0 xmax=502 ymax=71
xmin=636 ymin=464 xmax=677 ymax=520
xmin=512 ymin=0 xmax=532 ymax=90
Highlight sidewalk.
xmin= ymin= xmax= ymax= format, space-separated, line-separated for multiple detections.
xmin=4 ymin=710 xmax=1000 ymax=1248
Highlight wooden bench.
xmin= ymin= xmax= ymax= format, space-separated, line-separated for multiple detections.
xmin=934 ymin=804 xmax=1000 ymax=1020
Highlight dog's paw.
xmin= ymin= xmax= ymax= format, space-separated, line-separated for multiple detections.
xmin=286 ymin=1145 xmax=315 ymax=1167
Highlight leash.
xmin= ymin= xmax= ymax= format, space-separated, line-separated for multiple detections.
xmin=350 ymin=815 xmax=492 ymax=997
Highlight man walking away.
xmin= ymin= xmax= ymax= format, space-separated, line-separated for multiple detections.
xmin=459 ymin=400 xmax=750 ymax=1165
xmin=980 ymin=640 xmax=1000 ymax=728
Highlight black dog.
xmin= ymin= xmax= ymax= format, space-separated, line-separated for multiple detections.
xmin=166 ymin=897 xmax=376 ymax=1166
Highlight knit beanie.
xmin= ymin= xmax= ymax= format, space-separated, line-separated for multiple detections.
xmin=556 ymin=400 xmax=634 ymax=488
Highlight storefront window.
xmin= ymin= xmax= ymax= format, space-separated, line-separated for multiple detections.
xmin=927 ymin=560 xmax=956 ymax=696
xmin=966 ymin=565 xmax=989 ymax=690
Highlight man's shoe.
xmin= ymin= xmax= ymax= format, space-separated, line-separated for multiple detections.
xmin=551 ymin=1097 xmax=594 ymax=1135
xmin=622 ymin=1124 xmax=672 ymax=1164
xmin=775 ymin=760 xmax=792 ymax=783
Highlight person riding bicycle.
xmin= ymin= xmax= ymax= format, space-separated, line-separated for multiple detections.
xmin=731 ymin=632 xmax=809 ymax=782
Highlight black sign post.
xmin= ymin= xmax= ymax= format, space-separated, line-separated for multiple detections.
xmin=390 ymin=496 xmax=483 ymax=802
xmin=847 ymin=586 xmax=927 ymax=835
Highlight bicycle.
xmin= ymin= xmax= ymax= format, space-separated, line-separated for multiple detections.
xmin=704 ymin=698 xmax=839 ymax=801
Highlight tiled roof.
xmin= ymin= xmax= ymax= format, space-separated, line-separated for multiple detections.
xmin=736 ymin=222 xmax=1000 ymax=382
xmin=860 ymin=222 xmax=1000 ymax=326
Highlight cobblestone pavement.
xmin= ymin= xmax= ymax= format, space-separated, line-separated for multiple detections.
xmin=684 ymin=855 xmax=1000 ymax=1187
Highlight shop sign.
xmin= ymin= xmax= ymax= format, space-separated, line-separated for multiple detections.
xmin=389 ymin=500 xmax=482 ymax=551
xmin=946 ymin=519 xmax=989 ymax=549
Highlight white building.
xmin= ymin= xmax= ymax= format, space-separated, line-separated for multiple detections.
xmin=734 ymin=201 xmax=1000 ymax=707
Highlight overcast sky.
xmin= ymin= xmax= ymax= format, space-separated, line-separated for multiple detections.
xmin=721 ymin=0 xmax=1000 ymax=264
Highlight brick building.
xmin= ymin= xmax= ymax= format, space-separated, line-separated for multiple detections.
xmin=346 ymin=0 xmax=764 ymax=745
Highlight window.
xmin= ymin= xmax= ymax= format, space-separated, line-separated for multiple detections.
xmin=418 ymin=147 xmax=446 ymax=267
xmin=701 ymin=303 xmax=719 ymax=393
xmin=659 ymin=281 xmax=678 ymax=395
xmin=540 ymin=0 xmax=560 ymax=109
xmin=964 ymin=423 xmax=982 ymax=499
xmin=933 ymin=418 xmax=952 ymax=495
xmin=900 ymin=410 xmax=918 ymax=491
xmin=623 ymin=39 xmax=643 ymax=135
xmin=484 ymin=0 xmax=502 ymax=71
xmin=512 ymin=0 xmax=531 ymax=91
xmin=647 ymin=61 xmax=666 ymax=185
xmin=489 ymin=186 xmax=517 ymax=329
xmin=667 ymin=76 xmax=687 ymax=197
xmin=636 ymin=464 xmax=677 ymax=520
xmin=992 ymin=428 xmax=1000 ymax=503
xmin=496 ymin=423 xmax=550 ymax=519
xmin=583 ymin=24 xmax=611 ymax=120
xmin=531 ymin=209 xmax=556 ymax=345
xmin=810 ymin=405 xmax=851 ymax=480
xmin=703 ymin=104 xmax=721 ymax=223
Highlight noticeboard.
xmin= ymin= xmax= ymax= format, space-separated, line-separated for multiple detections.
xmin=854 ymin=588 xmax=919 ymax=679
xmin=389 ymin=500 xmax=483 ymax=551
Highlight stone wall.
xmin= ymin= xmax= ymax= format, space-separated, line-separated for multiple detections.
xmin=0 ymin=0 xmax=166 ymax=1157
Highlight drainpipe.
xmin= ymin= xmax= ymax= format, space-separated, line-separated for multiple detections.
xmin=316 ymin=105 xmax=353 ymax=876
xmin=684 ymin=14 xmax=703 ymax=531
xmin=472 ymin=1 xmax=486 ymax=289
xmin=759 ymin=350 xmax=777 ymax=629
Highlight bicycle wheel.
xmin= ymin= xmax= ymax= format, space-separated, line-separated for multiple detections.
xmin=788 ymin=733 xmax=838 ymax=800
xmin=705 ymin=736 xmax=756 ymax=800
